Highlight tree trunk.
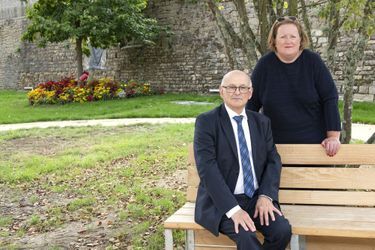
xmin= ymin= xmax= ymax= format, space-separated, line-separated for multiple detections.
xmin=288 ymin=0 xmax=298 ymax=16
xmin=233 ymin=0 xmax=259 ymax=67
xmin=342 ymin=70 xmax=354 ymax=144
xmin=299 ymin=0 xmax=313 ymax=50
xmin=258 ymin=0 xmax=270 ymax=55
xmin=274 ymin=0 xmax=284 ymax=17
xmin=75 ymin=37 xmax=83 ymax=78
xmin=325 ymin=0 xmax=341 ymax=71
xmin=206 ymin=0 xmax=242 ymax=69
xmin=341 ymin=0 xmax=372 ymax=143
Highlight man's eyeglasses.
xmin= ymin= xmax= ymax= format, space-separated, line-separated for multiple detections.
xmin=222 ymin=86 xmax=251 ymax=93
xmin=276 ymin=16 xmax=297 ymax=22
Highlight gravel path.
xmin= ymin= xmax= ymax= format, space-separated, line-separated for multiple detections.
xmin=0 ymin=118 xmax=374 ymax=141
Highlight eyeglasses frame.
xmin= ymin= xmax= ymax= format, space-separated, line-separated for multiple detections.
xmin=221 ymin=85 xmax=252 ymax=94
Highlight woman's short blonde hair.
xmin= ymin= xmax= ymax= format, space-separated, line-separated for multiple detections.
xmin=267 ymin=16 xmax=310 ymax=52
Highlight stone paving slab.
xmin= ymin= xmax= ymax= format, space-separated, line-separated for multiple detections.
xmin=0 ymin=118 xmax=374 ymax=141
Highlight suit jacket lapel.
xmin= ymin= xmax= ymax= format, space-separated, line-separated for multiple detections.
xmin=219 ymin=105 xmax=239 ymax=162
xmin=246 ymin=111 xmax=260 ymax=180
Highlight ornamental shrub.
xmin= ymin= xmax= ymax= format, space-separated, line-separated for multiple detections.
xmin=27 ymin=77 xmax=162 ymax=105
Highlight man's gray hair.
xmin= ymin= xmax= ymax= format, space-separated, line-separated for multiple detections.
xmin=221 ymin=70 xmax=251 ymax=86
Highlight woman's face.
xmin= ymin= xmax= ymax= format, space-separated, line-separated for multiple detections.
xmin=275 ymin=23 xmax=301 ymax=60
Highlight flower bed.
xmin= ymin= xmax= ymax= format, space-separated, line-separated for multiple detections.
xmin=27 ymin=77 xmax=164 ymax=105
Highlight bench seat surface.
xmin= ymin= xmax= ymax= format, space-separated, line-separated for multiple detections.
xmin=164 ymin=202 xmax=375 ymax=238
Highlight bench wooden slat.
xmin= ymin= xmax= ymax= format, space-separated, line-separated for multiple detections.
xmin=195 ymin=230 xmax=236 ymax=248
xmin=283 ymin=205 xmax=375 ymax=238
xmin=164 ymin=215 xmax=203 ymax=230
xmin=164 ymin=203 xmax=203 ymax=230
xmin=165 ymin=204 xmax=375 ymax=238
xmin=280 ymin=167 xmax=375 ymax=189
xmin=277 ymin=144 xmax=375 ymax=165
xmin=187 ymin=186 xmax=197 ymax=202
xmin=195 ymin=230 xmax=247 ymax=249
xmin=187 ymin=144 xmax=375 ymax=166
xmin=189 ymin=166 xmax=375 ymax=190
xmin=279 ymin=190 xmax=375 ymax=206
xmin=188 ymin=188 xmax=375 ymax=206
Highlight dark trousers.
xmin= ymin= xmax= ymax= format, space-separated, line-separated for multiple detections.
xmin=219 ymin=194 xmax=291 ymax=250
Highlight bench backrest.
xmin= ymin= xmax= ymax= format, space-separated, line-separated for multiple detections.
xmin=187 ymin=144 xmax=375 ymax=207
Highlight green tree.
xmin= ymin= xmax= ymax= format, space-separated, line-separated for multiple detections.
xmin=204 ymin=0 xmax=299 ymax=69
xmin=320 ymin=0 xmax=374 ymax=143
xmin=21 ymin=0 xmax=162 ymax=77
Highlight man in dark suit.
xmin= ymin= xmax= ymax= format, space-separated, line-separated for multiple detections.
xmin=194 ymin=70 xmax=291 ymax=249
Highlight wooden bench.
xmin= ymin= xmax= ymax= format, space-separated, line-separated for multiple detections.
xmin=164 ymin=144 xmax=375 ymax=250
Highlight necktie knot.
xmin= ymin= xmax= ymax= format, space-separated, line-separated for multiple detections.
xmin=233 ymin=115 xmax=243 ymax=124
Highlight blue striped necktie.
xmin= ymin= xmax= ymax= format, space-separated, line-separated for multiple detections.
xmin=233 ymin=115 xmax=255 ymax=198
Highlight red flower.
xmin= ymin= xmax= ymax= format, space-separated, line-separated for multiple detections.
xmin=79 ymin=71 xmax=89 ymax=81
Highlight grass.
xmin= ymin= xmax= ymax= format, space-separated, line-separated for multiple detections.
xmin=0 ymin=216 xmax=12 ymax=227
xmin=1 ymin=90 xmax=374 ymax=124
xmin=0 ymin=124 xmax=193 ymax=248
xmin=0 ymin=90 xmax=221 ymax=124
xmin=338 ymin=101 xmax=375 ymax=124
xmin=67 ymin=197 xmax=97 ymax=211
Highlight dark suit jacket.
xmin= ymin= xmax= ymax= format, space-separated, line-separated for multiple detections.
xmin=193 ymin=104 xmax=282 ymax=236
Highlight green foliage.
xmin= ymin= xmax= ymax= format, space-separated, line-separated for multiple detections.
xmin=319 ymin=0 xmax=374 ymax=36
xmin=22 ymin=0 xmax=162 ymax=49
xmin=21 ymin=0 xmax=165 ymax=75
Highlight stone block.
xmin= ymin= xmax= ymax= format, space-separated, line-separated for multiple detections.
xmin=358 ymin=85 xmax=369 ymax=93
xmin=353 ymin=93 xmax=374 ymax=102
xmin=312 ymin=29 xmax=323 ymax=36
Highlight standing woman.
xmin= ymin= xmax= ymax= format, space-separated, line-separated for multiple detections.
xmin=246 ymin=16 xmax=341 ymax=156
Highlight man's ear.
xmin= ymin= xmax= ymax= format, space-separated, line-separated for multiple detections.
xmin=219 ymin=87 xmax=224 ymax=99
xmin=248 ymin=89 xmax=253 ymax=100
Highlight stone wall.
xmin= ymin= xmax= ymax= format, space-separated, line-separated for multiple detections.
xmin=0 ymin=0 xmax=374 ymax=101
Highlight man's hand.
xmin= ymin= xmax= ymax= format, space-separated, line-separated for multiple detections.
xmin=321 ymin=137 xmax=340 ymax=157
xmin=254 ymin=196 xmax=282 ymax=226
xmin=231 ymin=209 xmax=256 ymax=233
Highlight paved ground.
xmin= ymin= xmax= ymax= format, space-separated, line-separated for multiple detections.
xmin=0 ymin=118 xmax=374 ymax=141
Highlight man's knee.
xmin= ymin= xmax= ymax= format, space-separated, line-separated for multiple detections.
xmin=235 ymin=228 xmax=262 ymax=249
xmin=269 ymin=217 xmax=292 ymax=242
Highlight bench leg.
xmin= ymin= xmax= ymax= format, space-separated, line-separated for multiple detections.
xmin=185 ymin=229 xmax=195 ymax=250
xmin=165 ymin=229 xmax=173 ymax=250
xmin=290 ymin=235 xmax=306 ymax=250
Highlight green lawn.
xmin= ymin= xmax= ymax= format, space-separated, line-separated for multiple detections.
xmin=1 ymin=90 xmax=375 ymax=124
xmin=0 ymin=90 xmax=221 ymax=124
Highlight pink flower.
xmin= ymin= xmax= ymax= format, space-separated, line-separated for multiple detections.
xmin=79 ymin=71 xmax=89 ymax=81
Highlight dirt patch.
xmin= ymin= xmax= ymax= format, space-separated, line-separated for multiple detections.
xmin=1 ymin=136 xmax=72 ymax=157
xmin=1 ymin=168 xmax=187 ymax=249
xmin=0 ymin=125 xmax=185 ymax=249
xmin=0 ymin=125 xmax=156 ymax=158
xmin=153 ymin=169 xmax=187 ymax=192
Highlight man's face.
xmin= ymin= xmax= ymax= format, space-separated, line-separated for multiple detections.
xmin=219 ymin=73 xmax=252 ymax=113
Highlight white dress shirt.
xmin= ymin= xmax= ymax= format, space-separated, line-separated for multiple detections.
xmin=224 ymin=104 xmax=259 ymax=218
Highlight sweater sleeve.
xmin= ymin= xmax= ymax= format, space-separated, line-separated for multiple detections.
xmin=246 ymin=60 xmax=263 ymax=112
xmin=312 ymin=53 xmax=341 ymax=131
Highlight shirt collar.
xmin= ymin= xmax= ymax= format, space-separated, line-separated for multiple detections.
xmin=224 ymin=104 xmax=247 ymax=121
